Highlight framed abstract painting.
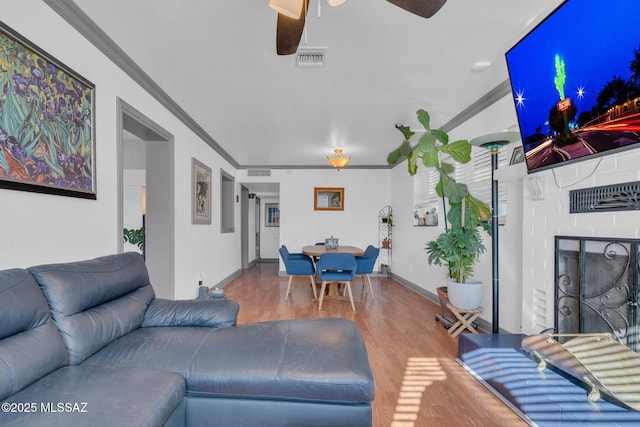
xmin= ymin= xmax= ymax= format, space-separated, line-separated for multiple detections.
xmin=0 ymin=22 xmax=96 ymax=199
xmin=265 ymin=203 xmax=279 ymax=227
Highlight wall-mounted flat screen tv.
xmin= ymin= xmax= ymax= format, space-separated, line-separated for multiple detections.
xmin=505 ymin=0 xmax=640 ymax=173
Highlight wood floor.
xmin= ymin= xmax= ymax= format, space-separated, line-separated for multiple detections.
xmin=223 ymin=263 xmax=527 ymax=427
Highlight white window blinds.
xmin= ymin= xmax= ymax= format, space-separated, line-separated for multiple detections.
xmin=413 ymin=165 xmax=440 ymax=209
xmin=413 ymin=147 xmax=508 ymax=218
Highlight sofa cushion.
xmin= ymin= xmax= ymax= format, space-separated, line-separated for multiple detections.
xmin=0 ymin=366 xmax=185 ymax=427
xmin=28 ymin=253 xmax=155 ymax=365
xmin=82 ymin=318 xmax=375 ymax=405
xmin=0 ymin=269 xmax=68 ymax=401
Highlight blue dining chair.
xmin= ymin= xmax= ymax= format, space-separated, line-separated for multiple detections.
xmin=279 ymin=245 xmax=317 ymax=301
xmin=316 ymin=253 xmax=357 ymax=311
xmin=355 ymin=245 xmax=380 ymax=299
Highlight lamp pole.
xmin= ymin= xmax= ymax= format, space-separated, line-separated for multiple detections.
xmin=470 ymin=132 xmax=519 ymax=334
xmin=489 ymin=143 xmax=501 ymax=334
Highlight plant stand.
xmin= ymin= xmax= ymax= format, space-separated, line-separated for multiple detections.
xmin=446 ymin=303 xmax=482 ymax=337
xmin=377 ymin=205 xmax=392 ymax=277
xmin=434 ymin=286 xmax=457 ymax=328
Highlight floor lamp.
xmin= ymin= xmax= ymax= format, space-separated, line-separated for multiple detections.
xmin=470 ymin=131 xmax=520 ymax=333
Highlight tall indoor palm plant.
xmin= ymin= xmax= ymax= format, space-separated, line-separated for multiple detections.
xmin=387 ymin=109 xmax=490 ymax=286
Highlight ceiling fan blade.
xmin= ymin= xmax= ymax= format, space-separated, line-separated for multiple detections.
xmin=276 ymin=1 xmax=309 ymax=55
xmin=386 ymin=0 xmax=447 ymax=18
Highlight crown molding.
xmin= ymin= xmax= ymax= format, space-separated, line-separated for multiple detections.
xmin=440 ymin=79 xmax=512 ymax=133
xmin=43 ymin=0 xmax=509 ymax=172
xmin=44 ymin=0 xmax=239 ymax=168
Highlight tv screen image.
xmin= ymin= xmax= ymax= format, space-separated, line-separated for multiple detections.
xmin=505 ymin=0 xmax=640 ymax=173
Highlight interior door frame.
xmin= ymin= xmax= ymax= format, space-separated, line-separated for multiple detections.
xmin=117 ymin=98 xmax=175 ymax=298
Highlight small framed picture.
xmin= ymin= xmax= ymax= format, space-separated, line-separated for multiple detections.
xmin=192 ymin=158 xmax=212 ymax=224
xmin=510 ymin=146 xmax=525 ymax=165
xmin=314 ymin=187 xmax=344 ymax=211
xmin=265 ymin=203 xmax=279 ymax=227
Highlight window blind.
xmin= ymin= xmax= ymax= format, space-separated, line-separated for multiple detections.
xmin=413 ymin=147 xmax=508 ymax=216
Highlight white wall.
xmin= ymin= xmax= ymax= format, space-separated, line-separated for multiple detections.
xmin=520 ymin=151 xmax=640 ymax=334
xmin=390 ymin=93 xmax=640 ymax=334
xmin=281 ymin=169 xmax=391 ymax=260
xmin=2 ymin=2 xmax=390 ymax=300
xmin=389 ymin=95 xmax=527 ymax=333
xmin=238 ymin=169 xmax=392 ymax=271
xmin=11 ymin=2 xmax=635 ymax=324
xmin=1 ymin=1 xmax=240 ymax=299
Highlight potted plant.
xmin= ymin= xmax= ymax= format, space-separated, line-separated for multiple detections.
xmin=425 ymin=207 xmax=438 ymax=226
xmin=381 ymin=237 xmax=391 ymax=249
xmin=382 ymin=211 xmax=393 ymax=227
xmin=387 ymin=109 xmax=490 ymax=309
xmin=123 ymin=227 xmax=145 ymax=252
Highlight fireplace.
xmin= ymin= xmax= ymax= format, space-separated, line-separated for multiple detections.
xmin=555 ymin=236 xmax=639 ymax=351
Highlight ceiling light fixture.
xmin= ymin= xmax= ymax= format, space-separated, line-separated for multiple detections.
xmin=327 ymin=0 xmax=347 ymax=6
xmin=268 ymin=0 xmax=303 ymax=19
xmin=327 ymin=149 xmax=350 ymax=171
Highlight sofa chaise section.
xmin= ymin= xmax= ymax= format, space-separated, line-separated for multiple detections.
xmin=84 ymin=318 xmax=375 ymax=426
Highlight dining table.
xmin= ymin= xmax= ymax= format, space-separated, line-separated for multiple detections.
xmin=301 ymin=245 xmax=365 ymax=258
xmin=301 ymin=245 xmax=365 ymax=304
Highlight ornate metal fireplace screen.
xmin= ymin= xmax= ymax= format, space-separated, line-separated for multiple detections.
xmin=555 ymin=236 xmax=639 ymax=351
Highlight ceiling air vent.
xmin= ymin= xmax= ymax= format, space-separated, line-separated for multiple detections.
xmin=570 ymin=181 xmax=640 ymax=213
xmin=247 ymin=169 xmax=271 ymax=177
xmin=296 ymin=47 xmax=326 ymax=68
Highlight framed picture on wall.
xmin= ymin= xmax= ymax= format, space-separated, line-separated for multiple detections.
xmin=510 ymin=146 xmax=525 ymax=165
xmin=314 ymin=187 xmax=344 ymax=211
xmin=192 ymin=158 xmax=212 ymax=224
xmin=265 ymin=203 xmax=279 ymax=227
xmin=0 ymin=22 xmax=96 ymax=199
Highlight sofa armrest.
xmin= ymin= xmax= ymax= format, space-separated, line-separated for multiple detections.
xmin=142 ymin=298 xmax=239 ymax=328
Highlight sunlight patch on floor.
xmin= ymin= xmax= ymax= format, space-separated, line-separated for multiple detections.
xmin=391 ymin=357 xmax=447 ymax=427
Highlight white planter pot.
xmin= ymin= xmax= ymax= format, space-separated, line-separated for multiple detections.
xmin=447 ymin=278 xmax=483 ymax=309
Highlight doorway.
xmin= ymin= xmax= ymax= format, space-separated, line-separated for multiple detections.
xmin=240 ymin=186 xmax=261 ymax=268
xmin=117 ymin=98 xmax=175 ymax=299
xmin=239 ymin=182 xmax=280 ymax=265
xmin=255 ymin=196 xmax=261 ymax=264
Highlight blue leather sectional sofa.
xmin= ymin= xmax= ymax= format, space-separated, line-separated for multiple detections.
xmin=0 ymin=253 xmax=375 ymax=426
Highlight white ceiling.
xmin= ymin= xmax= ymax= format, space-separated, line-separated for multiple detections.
xmin=67 ymin=0 xmax=562 ymax=168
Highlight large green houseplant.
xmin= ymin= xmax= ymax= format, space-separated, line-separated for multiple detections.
xmin=387 ymin=109 xmax=490 ymax=308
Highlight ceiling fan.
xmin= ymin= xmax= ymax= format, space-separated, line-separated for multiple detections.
xmin=269 ymin=0 xmax=448 ymax=55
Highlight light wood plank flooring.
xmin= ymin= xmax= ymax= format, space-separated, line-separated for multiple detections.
xmin=223 ymin=262 xmax=527 ymax=427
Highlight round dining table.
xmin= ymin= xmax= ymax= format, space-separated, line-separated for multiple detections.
xmin=301 ymin=245 xmax=365 ymax=257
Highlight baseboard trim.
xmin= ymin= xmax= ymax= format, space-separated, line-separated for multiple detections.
xmin=213 ymin=269 xmax=241 ymax=289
